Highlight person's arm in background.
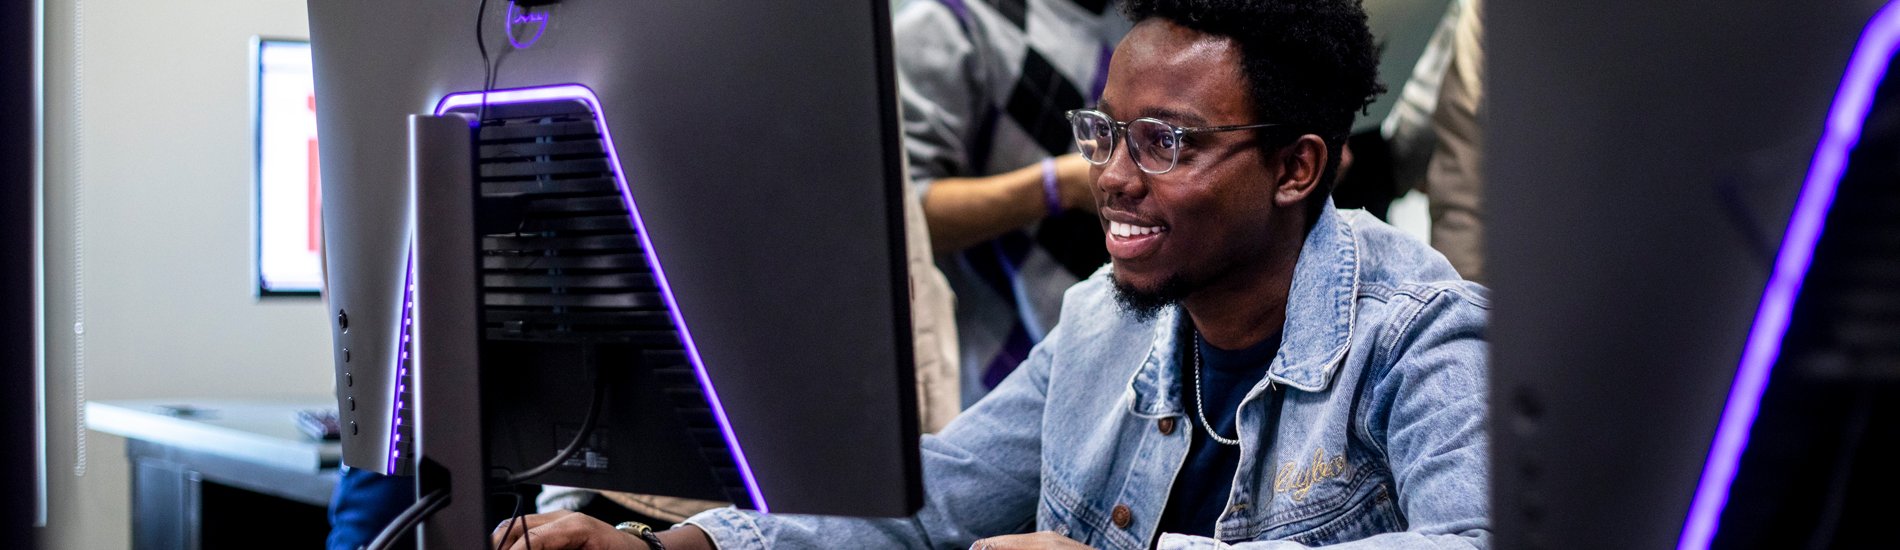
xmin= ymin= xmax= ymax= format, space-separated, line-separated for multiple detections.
xmin=328 ymin=468 xmax=419 ymax=550
xmin=1379 ymin=1 xmax=1459 ymax=196
xmin=1371 ymin=0 xmax=1487 ymax=283
xmin=1422 ymin=0 xmax=1485 ymax=282
xmin=922 ymin=153 xmax=1096 ymax=253
xmin=893 ymin=1 xmax=1096 ymax=255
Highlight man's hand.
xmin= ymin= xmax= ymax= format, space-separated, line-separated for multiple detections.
xmin=490 ymin=510 xmax=644 ymax=550
xmin=971 ymin=531 xmax=1097 ymax=550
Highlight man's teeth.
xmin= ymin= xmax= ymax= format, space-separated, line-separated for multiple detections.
xmin=1110 ymin=221 xmax=1164 ymax=237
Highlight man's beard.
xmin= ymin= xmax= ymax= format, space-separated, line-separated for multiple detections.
xmin=1112 ymin=272 xmax=1194 ymax=323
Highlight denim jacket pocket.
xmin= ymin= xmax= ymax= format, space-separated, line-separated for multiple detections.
xmin=1038 ymin=476 xmax=1149 ymax=550
xmin=1256 ymin=467 xmax=1404 ymax=545
xmin=1038 ymin=478 xmax=1098 ymax=545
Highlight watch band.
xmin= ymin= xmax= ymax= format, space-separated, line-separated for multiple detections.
xmin=1040 ymin=156 xmax=1062 ymax=217
xmin=614 ymin=521 xmax=666 ymax=550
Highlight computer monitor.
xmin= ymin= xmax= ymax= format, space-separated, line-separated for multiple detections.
xmin=2 ymin=0 xmax=41 ymax=539
xmin=309 ymin=1 xmax=921 ymax=544
xmin=1488 ymin=1 xmax=1900 ymax=548
xmin=252 ymin=37 xmax=323 ymax=296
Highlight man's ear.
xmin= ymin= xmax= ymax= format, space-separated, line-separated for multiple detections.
xmin=1273 ymin=134 xmax=1329 ymax=208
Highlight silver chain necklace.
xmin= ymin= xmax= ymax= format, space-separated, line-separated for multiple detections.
xmin=1191 ymin=332 xmax=1243 ymax=446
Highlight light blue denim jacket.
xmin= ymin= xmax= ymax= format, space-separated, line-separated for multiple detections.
xmin=686 ymin=205 xmax=1491 ymax=549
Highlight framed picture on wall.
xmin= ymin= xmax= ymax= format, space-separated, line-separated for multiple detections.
xmin=252 ymin=37 xmax=323 ymax=296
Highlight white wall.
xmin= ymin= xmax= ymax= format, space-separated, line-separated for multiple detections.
xmin=39 ymin=0 xmax=327 ymax=548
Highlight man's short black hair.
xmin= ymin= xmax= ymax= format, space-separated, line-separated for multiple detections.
xmin=1120 ymin=0 xmax=1385 ymax=225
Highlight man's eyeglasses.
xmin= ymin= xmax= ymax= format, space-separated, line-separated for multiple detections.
xmin=1065 ymin=109 xmax=1282 ymax=175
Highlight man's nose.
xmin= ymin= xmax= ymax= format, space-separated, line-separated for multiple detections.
xmin=1095 ymin=139 xmax=1147 ymax=201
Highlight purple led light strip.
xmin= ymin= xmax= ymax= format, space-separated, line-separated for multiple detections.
xmin=389 ymin=251 xmax=417 ymax=474
xmin=1678 ymin=3 xmax=1900 ymax=548
xmin=435 ymin=85 xmax=770 ymax=512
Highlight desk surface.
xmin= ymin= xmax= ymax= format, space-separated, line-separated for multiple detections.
xmin=87 ymin=398 xmax=341 ymax=474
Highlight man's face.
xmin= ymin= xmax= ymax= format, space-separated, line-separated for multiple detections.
xmin=1095 ymin=19 xmax=1288 ymax=314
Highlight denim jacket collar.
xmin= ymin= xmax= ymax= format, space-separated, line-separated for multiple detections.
xmin=1127 ymin=203 xmax=1360 ymax=417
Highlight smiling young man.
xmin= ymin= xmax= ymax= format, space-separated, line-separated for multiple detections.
xmin=493 ymin=1 xmax=1490 ymax=548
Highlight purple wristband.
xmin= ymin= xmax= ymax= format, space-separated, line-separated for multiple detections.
xmin=1041 ymin=157 xmax=1062 ymax=217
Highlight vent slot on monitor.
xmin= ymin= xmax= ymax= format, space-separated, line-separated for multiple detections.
xmin=475 ymin=102 xmax=667 ymax=343
xmin=455 ymin=99 xmax=753 ymax=507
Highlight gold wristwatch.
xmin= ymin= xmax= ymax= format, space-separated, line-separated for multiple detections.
xmin=614 ymin=521 xmax=666 ymax=550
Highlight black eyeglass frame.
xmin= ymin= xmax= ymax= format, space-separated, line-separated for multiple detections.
xmin=1065 ymin=108 xmax=1285 ymax=175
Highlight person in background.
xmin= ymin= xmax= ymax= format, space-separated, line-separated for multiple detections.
xmin=327 ymin=467 xmax=417 ymax=550
xmin=896 ymin=0 xmax=1132 ymax=406
xmin=493 ymin=0 xmax=1491 ymax=547
xmin=1377 ymin=0 xmax=1485 ymax=282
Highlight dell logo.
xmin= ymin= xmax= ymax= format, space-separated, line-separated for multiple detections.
xmin=505 ymin=1 xmax=550 ymax=49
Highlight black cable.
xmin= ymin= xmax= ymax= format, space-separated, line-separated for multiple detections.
xmin=367 ymin=489 xmax=446 ymax=550
xmin=364 ymin=487 xmax=451 ymax=550
xmin=473 ymin=0 xmax=489 ymax=63
xmin=471 ymin=0 xmax=497 ymax=131
xmin=503 ymin=347 xmax=608 ymax=484
xmin=474 ymin=0 xmax=491 ymax=92
xmin=493 ymin=491 xmax=526 ymax=550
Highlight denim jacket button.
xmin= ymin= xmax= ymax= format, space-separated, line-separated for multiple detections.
xmin=1157 ymin=418 xmax=1176 ymax=435
xmin=1111 ymin=504 xmax=1132 ymax=529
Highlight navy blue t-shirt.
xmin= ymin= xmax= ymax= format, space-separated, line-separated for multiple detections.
xmin=1156 ymin=326 xmax=1280 ymax=539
